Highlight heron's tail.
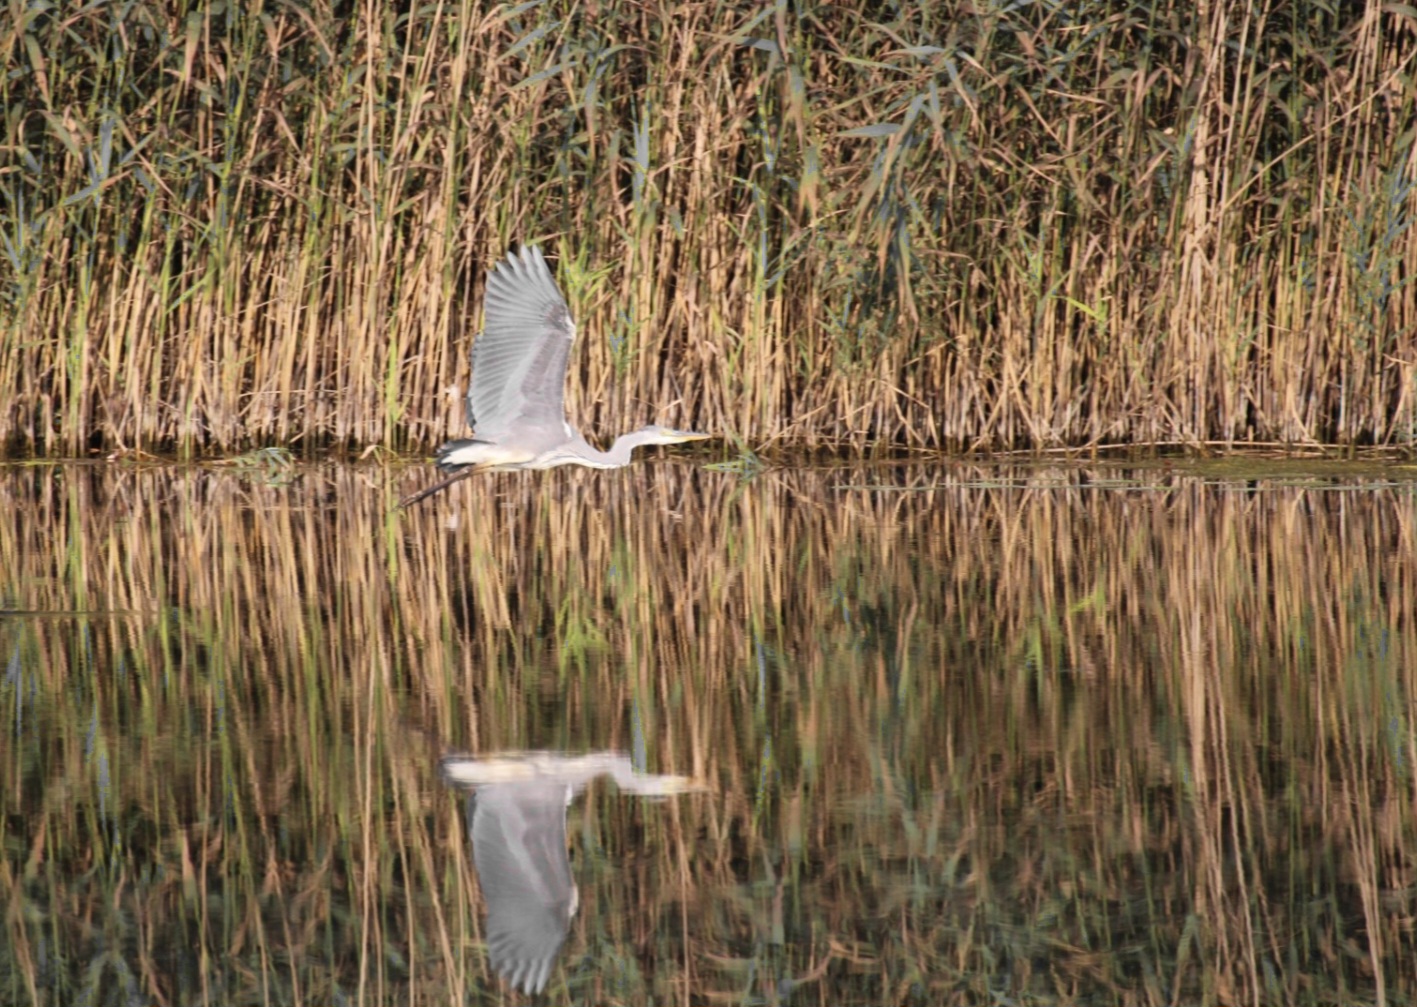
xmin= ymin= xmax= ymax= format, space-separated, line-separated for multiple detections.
xmin=435 ymin=438 xmax=537 ymax=471
xmin=435 ymin=438 xmax=487 ymax=471
xmin=399 ymin=439 xmax=497 ymax=508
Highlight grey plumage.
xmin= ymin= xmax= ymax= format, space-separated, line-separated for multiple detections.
xmin=468 ymin=781 xmax=578 ymax=995
xmin=441 ymin=751 xmax=701 ymax=995
xmin=435 ymin=246 xmax=709 ymax=472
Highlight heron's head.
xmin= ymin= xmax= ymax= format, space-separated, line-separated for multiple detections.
xmin=639 ymin=425 xmax=711 ymax=445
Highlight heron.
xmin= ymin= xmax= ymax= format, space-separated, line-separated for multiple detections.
xmin=441 ymin=751 xmax=701 ymax=995
xmin=401 ymin=246 xmax=709 ymax=506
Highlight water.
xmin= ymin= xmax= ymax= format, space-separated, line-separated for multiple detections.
xmin=2 ymin=459 xmax=1415 ymax=1006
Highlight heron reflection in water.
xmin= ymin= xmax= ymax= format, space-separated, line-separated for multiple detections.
xmin=441 ymin=751 xmax=700 ymax=995
xmin=401 ymin=246 xmax=710 ymax=507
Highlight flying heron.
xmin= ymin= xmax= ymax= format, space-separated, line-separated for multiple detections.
xmin=401 ymin=246 xmax=709 ymax=506
xmin=442 ymin=751 xmax=701 ymax=995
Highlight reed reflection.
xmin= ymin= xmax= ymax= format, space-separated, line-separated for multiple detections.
xmin=5 ymin=463 xmax=1417 ymax=1005
xmin=441 ymin=751 xmax=699 ymax=995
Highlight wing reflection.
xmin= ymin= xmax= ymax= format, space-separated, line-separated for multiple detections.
xmin=441 ymin=751 xmax=700 ymax=995
xmin=468 ymin=780 xmax=577 ymax=994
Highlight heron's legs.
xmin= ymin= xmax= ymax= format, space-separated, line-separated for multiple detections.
xmin=399 ymin=466 xmax=475 ymax=508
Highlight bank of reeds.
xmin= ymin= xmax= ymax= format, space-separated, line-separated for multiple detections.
xmin=1 ymin=0 xmax=1415 ymax=456
xmin=2 ymin=464 xmax=1415 ymax=1004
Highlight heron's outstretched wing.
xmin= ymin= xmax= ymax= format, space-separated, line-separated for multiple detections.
xmin=468 ymin=782 xmax=577 ymax=994
xmin=465 ymin=246 xmax=576 ymax=450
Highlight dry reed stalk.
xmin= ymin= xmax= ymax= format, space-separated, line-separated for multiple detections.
xmin=3 ymin=2 xmax=1415 ymax=456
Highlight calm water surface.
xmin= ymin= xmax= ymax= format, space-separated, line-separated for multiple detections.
xmin=2 ymin=460 xmax=1415 ymax=1006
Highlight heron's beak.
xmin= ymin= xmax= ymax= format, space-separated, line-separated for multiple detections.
xmin=666 ymin=430 xmax=711 ymax=443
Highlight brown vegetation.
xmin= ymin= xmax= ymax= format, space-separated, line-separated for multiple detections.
xmin=1 ymin=1 xmax=1415 ymax=456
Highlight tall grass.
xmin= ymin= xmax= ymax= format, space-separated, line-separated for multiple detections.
xmin=1 ymin=463 xmax=1416 ymax=1004
xmin=1 ymin=0 xmax=1415 ymax=456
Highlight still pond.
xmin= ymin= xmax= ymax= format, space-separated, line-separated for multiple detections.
xmin=2 ymin=459 xmax=1415 ymax=1006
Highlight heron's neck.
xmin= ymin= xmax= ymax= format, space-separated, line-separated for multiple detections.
xmin=604 ymin=428 xmax=662 ymax=466
xmin=529 ymin=428 xmax=662 ymax=469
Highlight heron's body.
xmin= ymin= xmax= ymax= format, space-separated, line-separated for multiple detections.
xmin=432 ymin=246 xmax=707 ymax=475
xmin=437 ymin=427 xmax=697 ymax=470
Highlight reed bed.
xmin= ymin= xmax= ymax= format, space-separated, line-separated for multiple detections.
xmin=0 ymin=463 xmax=1414 ymax=1005
xmin=1 ymin=1 xmax=1415 ymax=457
